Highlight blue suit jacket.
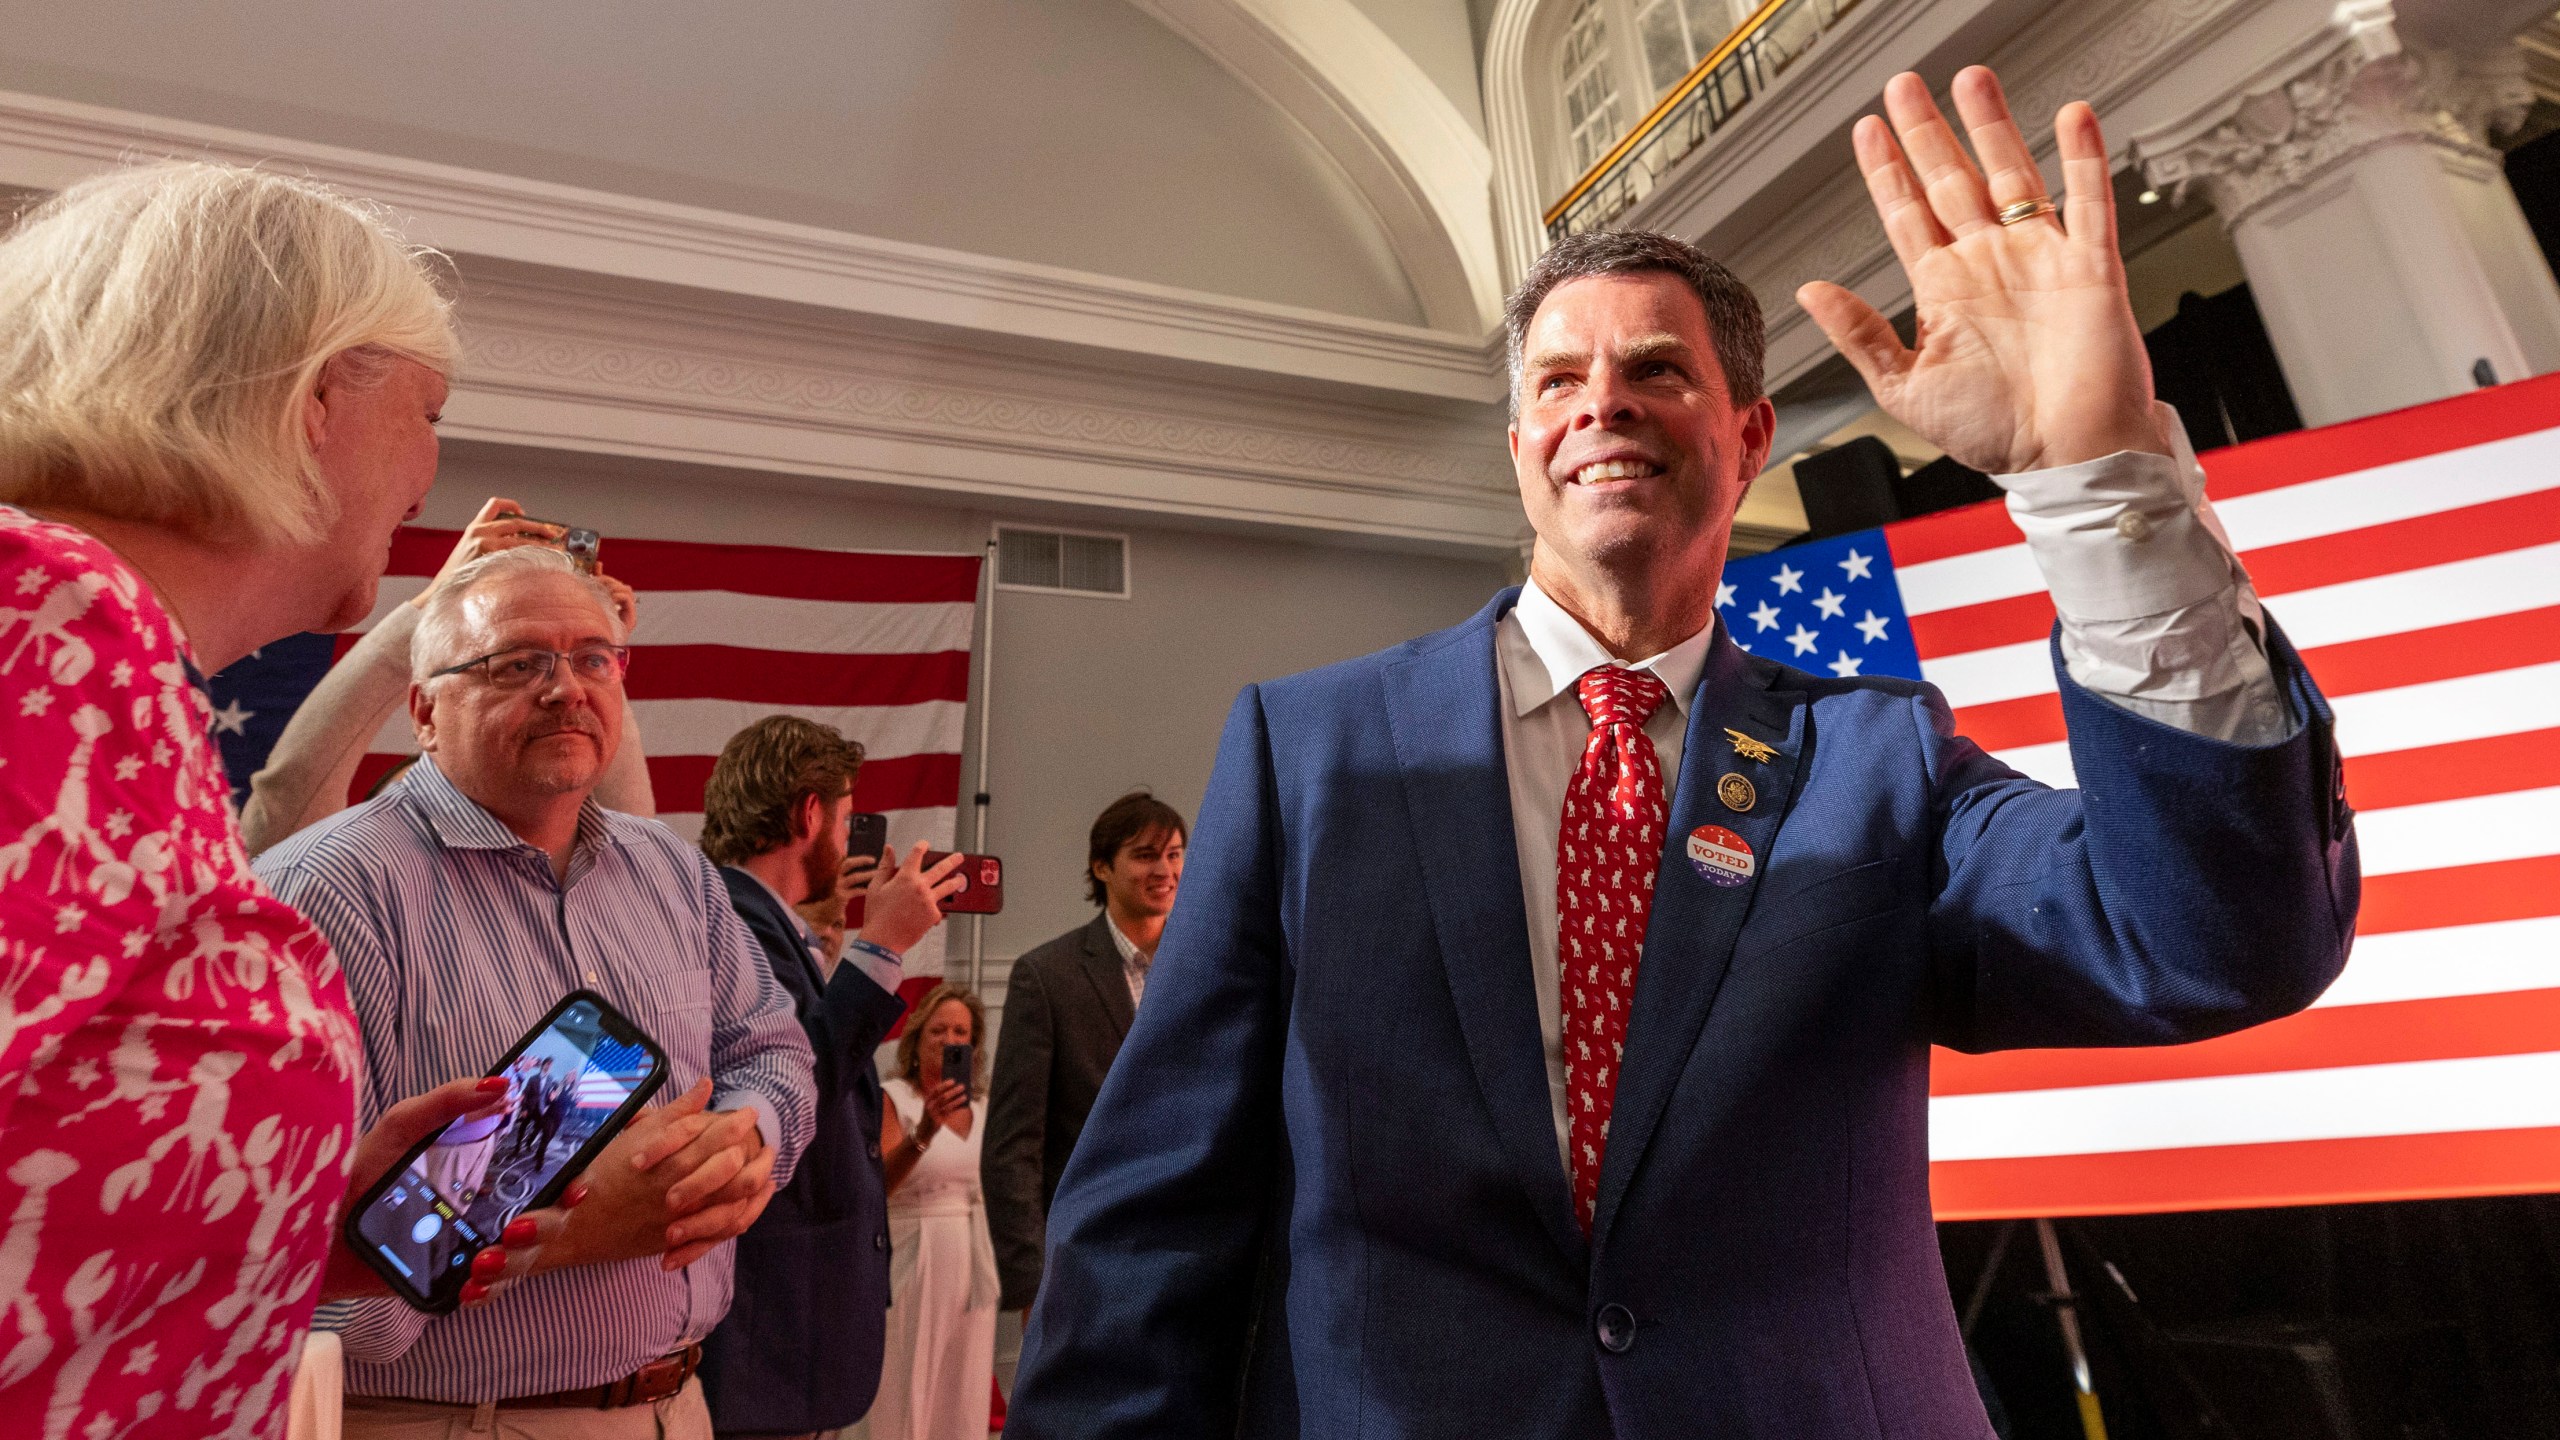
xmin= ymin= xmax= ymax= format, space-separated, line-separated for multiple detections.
xmin=1010 ymin=590 xmax=2358 ymax=1439
xmin=699 ymin=868 xmax=907 ymax=1434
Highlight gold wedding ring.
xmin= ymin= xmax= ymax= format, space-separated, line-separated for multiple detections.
xmin=1997 ymin=198 xmax=2059 ymax=226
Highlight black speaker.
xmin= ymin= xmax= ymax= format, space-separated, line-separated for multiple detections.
xmin=1793 ymin=436 xmax=1902 ymax=540
xmin=2162 ymin=1317 xmax=2464 ymax=1440
xmin=1896 ymin=455 xmax=2002 ymax=518
xmin=2144 ymin=283 xmax=2304 ymax=450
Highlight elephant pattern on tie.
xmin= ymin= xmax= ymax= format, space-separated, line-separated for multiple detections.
xmin=1555 ymin=665 xmax=1671 ymax=1234
xmin=0 ymin=507 xmax=361 ymax=1440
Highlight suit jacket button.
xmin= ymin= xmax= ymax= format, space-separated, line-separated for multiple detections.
xmin=875 ymin=1231 xmax=888 ymax=1251
xmin=1596 ymin=1303 xmax=1635 ymax=1354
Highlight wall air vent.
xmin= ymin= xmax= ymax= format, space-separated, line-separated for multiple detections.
xmin=995 ymin=526 xmax=1129 ymax=598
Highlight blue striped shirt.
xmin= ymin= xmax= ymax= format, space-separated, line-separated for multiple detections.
xmin=255 ymin=757 xmax=815 ymax=1403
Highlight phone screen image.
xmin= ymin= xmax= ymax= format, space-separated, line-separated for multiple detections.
xmin=349 ymin=993 xmax=662 ymax=1310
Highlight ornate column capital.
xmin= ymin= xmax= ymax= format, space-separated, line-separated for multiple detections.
xmin=2131 ymin=1 xmax=2534 ymax=225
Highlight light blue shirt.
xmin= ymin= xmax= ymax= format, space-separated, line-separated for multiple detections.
xmin=257 ymin=757 xmax=815 ymax=1402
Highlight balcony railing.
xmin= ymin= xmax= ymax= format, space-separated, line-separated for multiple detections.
xmin=1544 ymin=0 xmax=1865 ymax=243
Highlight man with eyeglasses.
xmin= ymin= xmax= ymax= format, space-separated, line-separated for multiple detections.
xmin=258 ymin=544 xmax=816 ymax=1440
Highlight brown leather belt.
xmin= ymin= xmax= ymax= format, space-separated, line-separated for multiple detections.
xmin=464 ymin=1345 xmax=703 ymax=1410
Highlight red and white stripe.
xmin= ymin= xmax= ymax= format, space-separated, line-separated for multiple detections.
xmin=347 ymin=528 xmax=979 ymax=977
xmin=1905 ymin=373 xmax=2560 ymax=1219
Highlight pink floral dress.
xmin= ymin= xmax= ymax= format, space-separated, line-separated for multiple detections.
xmin=0 ymin=507 xmax=361 ymax=1440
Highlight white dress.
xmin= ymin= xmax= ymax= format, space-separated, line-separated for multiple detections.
xmin=852 ymin=1078 xmax=1000 ymax=1440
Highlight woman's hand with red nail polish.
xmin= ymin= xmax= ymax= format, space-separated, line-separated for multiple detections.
xmin=324 ymin=1073 xmax=531 ymax=1302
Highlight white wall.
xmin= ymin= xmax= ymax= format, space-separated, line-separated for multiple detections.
xmin=0 ymin=0 xmax=1428 ymax=324
xmin=419 ymin=442 xmax=1508 ymax=972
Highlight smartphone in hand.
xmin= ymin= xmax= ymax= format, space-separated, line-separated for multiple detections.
xmin=846 ymin=812 xmax=890 ymax=865
xmin=941 ymin=1041 xmax=974 ymax=1092
xmin=515 ymin=516 xmax=602 ymax=574
xmin=924 ymin=852 xmax=1005 ymax=915
xmin=339 ymin=991 xmax=667 ymax=1313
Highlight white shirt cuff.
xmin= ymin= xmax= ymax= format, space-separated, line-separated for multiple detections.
xmin=2002 ymin=404 xmax=2236 ymax=622
xmin=840 ymin=937 xmax=905 ymax=998
xmin=1999 ymin=405 xmax=2290 ymax=745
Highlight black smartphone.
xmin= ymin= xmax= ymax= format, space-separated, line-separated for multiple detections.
xmin=340 ymin=991 xmax=668 ymax=1313
xmin=846 ymin=811 xmax=890 ymax=864
xmin=941 ymin=1041 xmax=974 ymax=1090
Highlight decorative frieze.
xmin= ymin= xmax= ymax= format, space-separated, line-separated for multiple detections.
xmin=2134 ymin=7 xmax=2535 ymax=226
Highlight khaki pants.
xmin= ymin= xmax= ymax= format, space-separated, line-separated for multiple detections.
xmin=342 ymin=1377 xmax=712 ymax=1440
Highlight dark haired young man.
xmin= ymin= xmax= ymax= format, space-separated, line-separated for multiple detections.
xmin=982 ymin=791 xmax=1188 ymax=1314
xmin=694 ymin=715 xmax=964 ymax=1440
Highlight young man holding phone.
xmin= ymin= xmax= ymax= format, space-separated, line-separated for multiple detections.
xmin=693 ymin=715 xmax=966 ymax=1440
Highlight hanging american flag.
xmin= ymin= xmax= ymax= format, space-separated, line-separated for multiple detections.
xmin=1720 ymin=372 xmax=2560 ymax=1219
xmin=207 ymin=528 xmax=980 ymax=978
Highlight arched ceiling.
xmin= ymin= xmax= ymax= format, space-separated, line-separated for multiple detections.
xmin=1132 ymin=0 xmax=1502 ymax=329
xmin=0 ymin=0 xmax=1431 ymax=325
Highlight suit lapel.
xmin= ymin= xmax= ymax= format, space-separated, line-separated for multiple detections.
xmin=1593 ymin=630 xmax=1807 ymax=1246
xmin=1384 ymin=591 xmax=1585 ymax=1265
xmin=726 ymin=867 xmax=826 ymax=996
xmin=1076 ymin=914 xmax=1137 ymax=1044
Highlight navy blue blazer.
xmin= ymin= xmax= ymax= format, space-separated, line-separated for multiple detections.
xmin=1010 ymin=590 xmax=2358 ymax=1439
xmin=700 ymin=868 xmax=908 ymax=1435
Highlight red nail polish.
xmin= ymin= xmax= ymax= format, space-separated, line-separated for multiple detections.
xmin=503 ymin=1217 xmax=538 ymax=1246
xmin=472 ymin=1248 xmax=507 ymax=1279
xmin=460 ymin=1280 xmax=491 ymax=1305
xmin=476 ymin=1076 xmax=509 ymax=1092
xmin=564 ymin=1181 xmax=590 ymax=1207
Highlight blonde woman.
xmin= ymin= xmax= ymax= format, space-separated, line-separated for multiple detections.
xmin=867 ymin=985 xmax=1000 ymax=1440
xmin=0 ymin=163 xmax=568 ymax=1440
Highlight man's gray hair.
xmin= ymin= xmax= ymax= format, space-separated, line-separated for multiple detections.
xmin=411 ymin=545 xmax=625 ymax=684
xmin=1502 ymin=229 xmax=1767 ymax=419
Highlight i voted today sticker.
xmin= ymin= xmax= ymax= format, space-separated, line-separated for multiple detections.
xmin=1686 ymin=824 xmax=1755 ymax=888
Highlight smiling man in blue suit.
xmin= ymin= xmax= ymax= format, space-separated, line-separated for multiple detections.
xmin=1008 ymin=69 xmax=2359 ymax=1439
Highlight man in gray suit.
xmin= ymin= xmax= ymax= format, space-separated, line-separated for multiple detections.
xmin=984 ymin=791 xmax=1188 ymax=1312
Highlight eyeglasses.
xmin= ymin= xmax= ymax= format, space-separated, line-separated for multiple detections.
xmin=429 ymin=644 xmax=630 ymax=690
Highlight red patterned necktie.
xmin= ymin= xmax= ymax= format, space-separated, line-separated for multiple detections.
xmin=1557 ymin=664 xmax=1671 ymax=1234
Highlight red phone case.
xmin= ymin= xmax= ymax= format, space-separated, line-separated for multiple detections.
xmin=844 ymin=852 xmax=1004 ymax=921
xmin=925 ymin=852 xmax=1005 ymax=914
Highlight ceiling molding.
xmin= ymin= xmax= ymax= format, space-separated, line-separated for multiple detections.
xmin=445 ymin=273 xmax=1526 ymax=556
xmin=1130 ymin=0 xmax=1505 ymax=332
xmin=0 ymin=88 xmax=1503 ymax=406
xmin=1482 ymin=0 xmax=1563 ymax=284
xmin=2391 ymin=0 xmax=2560 ymax=56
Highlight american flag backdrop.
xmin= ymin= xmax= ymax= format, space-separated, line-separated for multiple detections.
xmin=1719 ymin=372 xmax=2560 ymax=1220
xmin=208 ymin=529 xmax=981 ymax=979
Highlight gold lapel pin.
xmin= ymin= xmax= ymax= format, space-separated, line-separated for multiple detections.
xmin=1724 ymin=728 xmax=1777 ymax=764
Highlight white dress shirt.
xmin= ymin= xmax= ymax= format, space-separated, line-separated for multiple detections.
xmin=1106 ymin=912 xmax=1154 ymax=1010
xmin=1500 ymin=422 xmax=2288 ymax=1160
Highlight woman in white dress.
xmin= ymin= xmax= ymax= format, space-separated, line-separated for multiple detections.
xmin=860 ymin=983 xmax=1000 ymax=1440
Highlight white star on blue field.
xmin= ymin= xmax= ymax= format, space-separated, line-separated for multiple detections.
xmin=1716 ymin=530 xmax=1925 ymax=683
